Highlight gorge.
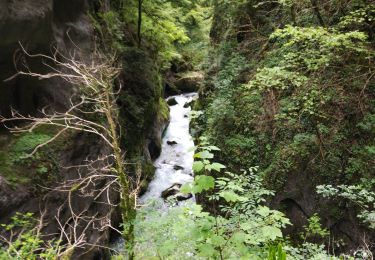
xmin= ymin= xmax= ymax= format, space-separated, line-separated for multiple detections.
xmin=0 ymin=0 xmax=374 ymax=259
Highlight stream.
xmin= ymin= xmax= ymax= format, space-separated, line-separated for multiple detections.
xmin=140 ymin=92 xmax=198 ymax=205
xmin=112 ymin=93 xmax=197 ymax=253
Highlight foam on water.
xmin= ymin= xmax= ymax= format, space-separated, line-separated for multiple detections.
xmin=139 ymin=93 xmax=197 ymax=204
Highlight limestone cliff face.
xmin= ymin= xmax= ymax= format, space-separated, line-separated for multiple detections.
xmin=0 ymin=0 xmax=92 ymax=117
xmin=0 ymin=1 xmax=168 ymax=258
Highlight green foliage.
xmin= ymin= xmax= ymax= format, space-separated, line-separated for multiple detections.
xmin=197 ymin=1 xmax=375 ymax=255
xmin=0 ymin=213 xmax=61 ymax=260
xmin=317 ymin=184 xmax=375 ymax=229
xmin=285 ymin=242 xmax=339 ymax=260
xmin=91 ymin=10 xmax=125 ymax=53
xmin=181 ymin=136 xmax=225 ymax=193
xmin=268 ymin=244 xmax=287 ymax=260
xmin=91 ymin=0 xmax=212 ymax=69
xmin=338 ymin=4 xmax=375 ymax=30
xmin=130 ymin=168 xmax=291 ymax=259
xmin=247 ymin=67 xmax=308 ymax=91
xmin=0 ymin=131 xmax=58 ymax=188
xmin=199 ymin=11 xmax=374 ymax=192
xmin=128 ymin=163 xmax=343 ymax=258
xmin=198 ymin=47 xmax=253 ymax=164
xmin=119 ymin=0 xmax=191 ymax=65
xmin=177 ymin=2 xmax=212 ymax=68
xmin=270 ymin=26 xmax=370 ymax=71
xmin=122 ymin=139 xmax=296 ymax=259
xmin=1 ymin=212 xmax=35 ymax=231
xmin=300 ymin=214 xmax=329 ymax=242
xmin=11 ymin=132 xmax=51 ymax=161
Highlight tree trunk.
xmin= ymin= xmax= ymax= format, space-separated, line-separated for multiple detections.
xmin=291 ymin=4 xmax=297 ymax=26
xmin=310 ymin=0 xmax=326 ymax=27
xmin=105 ymin=89 xmax=136 ymax=259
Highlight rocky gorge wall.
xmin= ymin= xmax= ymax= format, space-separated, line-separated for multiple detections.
xmin=0 ymin=0 xmax=169 ymax=258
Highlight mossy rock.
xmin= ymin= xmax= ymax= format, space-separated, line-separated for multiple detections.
xmin=0 ymin=126 xmax=70 ymax=190
xmin=119 ymin=47 xmax=163 ymax=158
xmin=174 ymin=71 xmax=204 ymax=93
xmin=139 ymin=161 xmax=156 ymax=194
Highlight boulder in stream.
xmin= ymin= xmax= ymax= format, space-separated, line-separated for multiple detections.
xmin=183 ymin=100 xmax=193 ymax=108
xmin=161 ymin=183 xmax=193 ymax=202
xmin=167 ymin=140 xmax=177 ymax=145
xmin=167 ymin=98 xmax=178 ymax=106
xmin=176 ymin=193 xmax=193 ymax=201
xmin=173 ymin=165 xmax=184 ymax=171
xmin=161 ymin=183 xmax=181 ymax=199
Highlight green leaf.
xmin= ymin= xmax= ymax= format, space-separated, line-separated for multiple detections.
xmin=180 ymin=183 xmax=193 ymax=194
xmin=207 ymin=145 xmax=221 ymax=151
xmin=193 ymin=175 xmax=215 ymax=193
xmin=257 ymin=206 xmax=271 ymax=217
xmin=261 ymin=226 xmax=282 ymax=241
xmin=193 ymin=161 xmax=205 ymax=172
xmin=209 ymin=163 xmax=226 ymax=172
xmin=231 ymin=231 xmax=247 ymax=244
xmin=209 ymin=234 xmax=226 ymax=246
xmin=194 ymin=151 xmax=214 ymax=159
xmin=36 ymin=166 xmax=48 ymax=174
xmin=220 ymin=190 xmax=240 ymax=202
xmin=198 ymin=244 xmax=216 ymax=257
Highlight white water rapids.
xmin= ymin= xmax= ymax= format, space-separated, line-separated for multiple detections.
xmin=112 ymin=93 xmax=197 ymax=252
xmin=140 ymin=92 xmax=197 ymax=204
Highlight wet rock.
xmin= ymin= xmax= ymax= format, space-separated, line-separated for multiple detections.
xmin=0 ymin=0 xmax=93 ymax=118
xmin=161 ymin=184 xmax=193 ymax=202
xmin=161 ymin=183 xmax=181 ymax=199
xmin=165 ymin=82 xmax=181 ymax=96
xmin=167 ymin=98 xmax=178 ymax=106
xmin=184 ymin=115 xmax=188 ymax=118
xmin=183 ymin=100 xmax=193 ymax=108
xmin=174 ymin=71 xmax=204 ymax=93
xmin=173 ymin=165 xmax=184 ymax=171
xmin=0 ymin=176 xmax=30 ymax=215
xmin=167 ymin=140 xmax=177 ymax=145
xmin=171 ymin=58 xmax=193 ymax=73
xmin=121 ymin=47 xmax=170 ymax=163
xmin=176 ymin=193 xmax=193 ymax=201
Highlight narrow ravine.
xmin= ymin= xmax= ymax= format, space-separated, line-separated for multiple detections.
xmin=140 ymin=93 xmax=198 ymax=205
xmin=113 ymin=93 xmax=198 ymax=253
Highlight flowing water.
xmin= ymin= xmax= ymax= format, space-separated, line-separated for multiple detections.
xmin=113 ymin=93 xmax=197 ymax=253
xmin=140 ymin=92 xmax=198 ymax=205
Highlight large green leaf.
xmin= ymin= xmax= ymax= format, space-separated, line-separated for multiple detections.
xmin=261 ymin=226 xmax=282 ymax=241
xmin=220 ymin=190 xmax=240 ymax=202
xmin=198 ymin=244 xmax=216 ymax=257
xmin=206 ymin=162 xmax=226 ymax=172
xmin=257 ymin=206 xmax=271 ymax=217
xmin=192 ymin=161 xmax=204 ymax=172
xmin=193 ymin=175 xmax=215 ymax=193
xmin=194 ymin=151 xmax=214 ymax=159
xmin=180 ymin=183 xmax=193 ymax=194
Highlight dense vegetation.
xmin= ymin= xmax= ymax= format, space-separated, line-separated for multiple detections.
xmin=0 ymin=0 xmax=374 ymax=259
xmin=194 ymin=0 xmax=375 ymax=253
